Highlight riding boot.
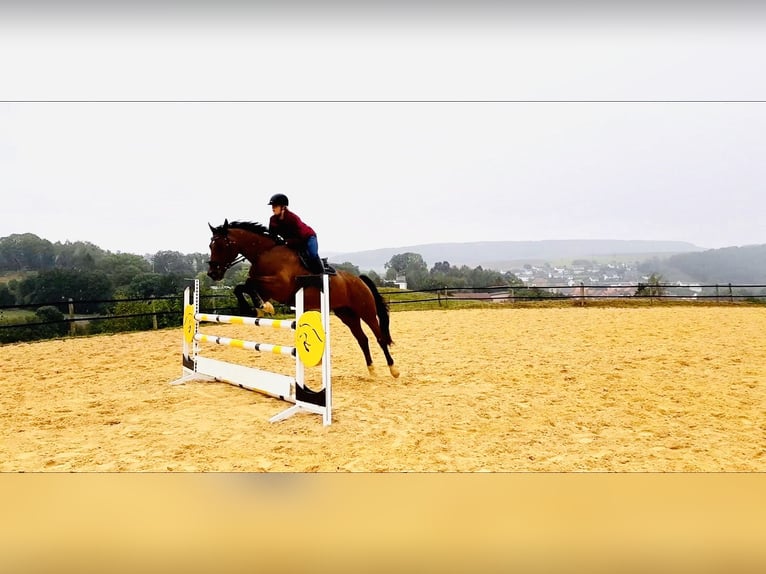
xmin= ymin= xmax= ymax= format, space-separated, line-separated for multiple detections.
xmin=321 ymin=257 xmax=336 ymax=275
xmin=309 ymin=257 xmax=325 ymax=274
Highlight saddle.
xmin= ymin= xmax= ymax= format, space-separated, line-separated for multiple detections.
xmin=298 ymin=252 xmax=336 ymax=275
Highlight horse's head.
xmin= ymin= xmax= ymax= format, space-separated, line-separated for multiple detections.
xmin=207 ymin=219 xmax=241 ymax=281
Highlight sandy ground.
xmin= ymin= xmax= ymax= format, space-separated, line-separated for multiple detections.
xmin=1 ymin=305 xmax=765 ymax=472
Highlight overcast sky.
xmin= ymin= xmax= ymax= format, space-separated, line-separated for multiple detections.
xmin=1 ymin=3 xmax=765 ymax=256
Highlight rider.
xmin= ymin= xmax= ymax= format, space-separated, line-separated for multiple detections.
xmin=267 ymin=193 xmax=325 ymax=274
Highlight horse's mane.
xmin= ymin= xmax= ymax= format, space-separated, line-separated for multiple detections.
xmin=219 ymin=220 xmax=273 ymax=237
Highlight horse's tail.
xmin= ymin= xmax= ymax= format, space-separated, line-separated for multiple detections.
xmin=359 ymin=274 xmax=394 ymax=346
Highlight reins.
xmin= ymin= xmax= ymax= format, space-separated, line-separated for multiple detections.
xmin=226 ymin=255 xmax=246 ymax=270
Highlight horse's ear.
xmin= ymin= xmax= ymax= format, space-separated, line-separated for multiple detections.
xmin=223 ymin=218 xmax=229 ymax=230
xmin=208 ymin=223 xmax=215 ymax=233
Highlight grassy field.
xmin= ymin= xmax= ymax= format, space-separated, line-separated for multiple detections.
xmin=0 ymin=309 xmax=36 ymax=323
xmin=380 ymin=287 xmax=766 ymax=312
xmin=0 ymin=271 xmax=30 ymax=282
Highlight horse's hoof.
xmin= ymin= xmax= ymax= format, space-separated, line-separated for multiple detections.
xmin=389 ymin=365 xmax=400 ymax=378
xmin=262 ymin=302 xmax=275 ymax=315
xmin=367 ymin=366 xmax=376 ymax=377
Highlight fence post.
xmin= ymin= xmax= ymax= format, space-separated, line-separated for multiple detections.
xmin=68 ymin=298 xmax=76 ymax=336
xmin=151 ymin=295 xmax=158 ymax=330
xmin=715 ymin=284 xmax=720 ymax=302
xmin=728 ymin=283 xmax=733 ymax=303
xmin=579 ymin=282 xmax=585 ymax=306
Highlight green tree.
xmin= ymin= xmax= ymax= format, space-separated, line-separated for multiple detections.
xmin=636 ymin=273 xmax=666 ymax=297
xmin=0 ymin=283 xmax=15 ymax=306
xmin=18 ymin=269 xmax=113 ymax=313
xmin=662 ymin=245 xmax=766 ymax=284
xmin=184 ymin=253 xmax=209 ymax=275
xmin=404 ymin=266 xmax=434 ymax=290
xmin=53 ymin=240 xmax=105 ymax=270
xmin=384 ymin=252 xmax=428 ymax=279
xmin=101 ymin=296 xmax=181 ymax=334
xmin=363 ymin=270 xmax=383 ymax=286
xmin=467 ymin=265 xmax=508 ymax=288
xmin=34 ymin=305 xmax=69 ymax=337
xmin=96 ymin=253 xmax=152 ymax=289
xmin=0 ymin=305 xmax=69 ymax=344
xmin=384 ymin=252 xmax=430 ymax=288
xmin=425 ymin=261 xmax=521 ymax=290
xmin=126 ymin=272 xmax=185 ymax=298
xmin=0 ymin=233 xmax=56 ymax=271
xmin=151 ymin=250 xmax=195 ymax=275
xmin=195 ymin=270 xmax=214 ymax=291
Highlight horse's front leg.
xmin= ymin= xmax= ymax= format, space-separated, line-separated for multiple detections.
xmin=233 ymin=281 xmax=274 ymax=316
xmin=232 ymin=283 xmax=254 ymax=315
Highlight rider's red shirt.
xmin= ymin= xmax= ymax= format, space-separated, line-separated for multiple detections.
xmin=268 ymin=209 xmax=316 ymax=248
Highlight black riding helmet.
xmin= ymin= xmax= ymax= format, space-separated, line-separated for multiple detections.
xmin=268 ymin=193 xmax=289 ymax=206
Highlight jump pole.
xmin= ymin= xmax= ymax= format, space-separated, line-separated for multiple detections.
xmin=171 ymin=274 xmax=332 ymax=425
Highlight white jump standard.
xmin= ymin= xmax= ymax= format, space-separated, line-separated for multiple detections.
xmin=171 ymin=274 xmax=332 ymax=425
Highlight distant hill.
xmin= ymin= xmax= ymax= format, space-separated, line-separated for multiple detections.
xmin=329 ymin=239 xmax=704 ymax=272
xmin=648 ymin=244 xmax=766 ymax=284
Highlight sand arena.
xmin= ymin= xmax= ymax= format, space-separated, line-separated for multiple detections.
xmin=2 ymin=305 xmax=764 ymax=472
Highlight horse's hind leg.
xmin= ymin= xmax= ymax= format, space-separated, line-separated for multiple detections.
xmin=359 ymin=313 xmax=399 ymax=378
xmin=335 ymin=308 xmax=375 ymax=376
xmin=370 ymin=324 xmax=398 ymax=378
xmin=353 ymin=275 xmax=399 ymax=378
xmin=379 ymin=339 xmax=398 ymax=378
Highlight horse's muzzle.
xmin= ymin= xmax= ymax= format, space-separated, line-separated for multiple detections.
xmin=207 ymin=262 xmax=225 ymax=281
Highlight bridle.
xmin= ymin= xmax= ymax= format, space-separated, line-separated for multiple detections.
xmin=208 ymin=234 xmax=245 ymax=275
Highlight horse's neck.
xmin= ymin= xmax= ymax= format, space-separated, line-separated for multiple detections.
xmin=231 ymin=230 xmax=275 ymax=267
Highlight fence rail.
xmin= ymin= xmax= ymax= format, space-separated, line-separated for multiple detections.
xmin=387 ymin=283 xmax=766 ymax=305
xmin=1 ymin=282 xmax=765 ymax=344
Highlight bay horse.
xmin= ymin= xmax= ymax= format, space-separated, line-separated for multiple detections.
xmin=206 ymin=219 xmax=399 ymax=378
